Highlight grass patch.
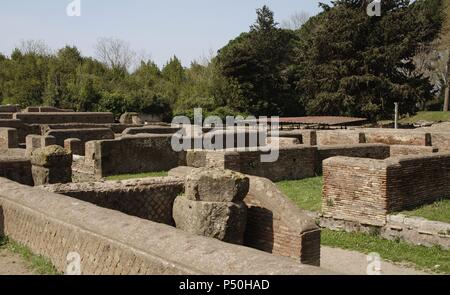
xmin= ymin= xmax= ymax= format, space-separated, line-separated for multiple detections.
xmin=106 ymin=171 xmax=169 ymax=181
xmin=400 ymin=111 xmax=450 ymax=124
xmin=321 ymin=229 xmax=450 ymax=274
xmin=0 ymin=236 xmax=59 ymax=275
xmin=276 ymin=177 xmax=323 ymax=212
xmin=401 ymin=199 xmax=450 ymax=224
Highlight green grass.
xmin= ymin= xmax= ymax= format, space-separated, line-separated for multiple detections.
xmin=322 ymin=229 xmax=450 ymax=274
xmin=105 ymin=171 xmax=169 ymax=181
xmin=0 ymin=236 xmax=59 ymax=275
xmin=400 ymin=111 xmax=450 ymax=124
xmin=401 ymin=199 xmax=450 ymax=224
xmin=276 ymin=177 xmax=323 ymax=212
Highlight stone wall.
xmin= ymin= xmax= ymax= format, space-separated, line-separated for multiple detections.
xmin=0 ymin=128 xmax=18 ymax=151
xmin=390 ymin=145 xmax=439 ymax=157
xmin=317 ymin=130 xmax=364 ymax=145
xmin=269 ymin=130 xmax=317 ymax=145
xmin=85 ymin=134 xmax=186 ymax=178
xmin=40 ymin=177 xmax=184 ymax=226
xmin=14 ymin=112 xmax=114 ymax=124
xmin=24 ymin=106 xmax=73 ymax=113
xmin=0 ymin=177 xmax=331 ymax=274
xmin=316 ymin=144 xmax=390 ymax=174
xmin=323 ymin=154 xmax=450 ymax=226
xmin=186 ymin=147 xmax=317 ymax=182
xmin=362 ymin=129 xmax=432 ymax=146
xmin=46 ymin=128 xmax=115 ymax=155
xmin=168 ymin=167 xmax=321 ymax=266
xmin=0 ymin=120 xmax=40 ymax=143
xmin=0 ymin=157 xmax=33 ymax=185
xmin=122 ymin=126 xmax=181 ymax=135
xmin=0 ymin=105 xmax=20 ymax=113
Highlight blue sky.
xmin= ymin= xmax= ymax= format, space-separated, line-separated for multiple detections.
xmin=0 ymin=0 xmax=331 ymax=67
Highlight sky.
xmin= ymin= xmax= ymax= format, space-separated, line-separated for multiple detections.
xmin=0 ymin=0 xmax=331 ymax=67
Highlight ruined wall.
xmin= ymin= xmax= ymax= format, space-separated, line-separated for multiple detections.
xmin=0 ymin=178 xmax=330 ymax=275
xmin=317 ymin=130 xmax=364 ymax=145
xmin=85 ymin=134 xmax=186 ymax=178
xmin=40 ymin=178 xmax=184 ymax=225
xmin=269 ymin=130 xmax=317 ymax=145
xmin=186 ymin=147 xmax=317 ymax=182
xmin=389 ymin=145 xmax=439 ymax=157
xmin=14 ymin=112 xmax=114 ymax=124
xmin=0 ymin=157 xmax=33 ymax=185
xmin=0 ymin=120 xmax=40 ymax=143
xmin=362 ymin=129 xmax=432 ymax=146
xmin=46 ymin=128 xmax=115 ymax=155
xmin=316 ymin=144 xmax=390 ymax=174
xmin=323 ymin=154 xmax=450 ymax=226
xmin=244 ymin=176 xmax=321 ymax=266
xmin=168 ymin=167 xmax=321 ymax=266
xmin=0 ymin=128 xmax=18 ymax=151
xmin=122 ymin=126 xmax=181 ymax=135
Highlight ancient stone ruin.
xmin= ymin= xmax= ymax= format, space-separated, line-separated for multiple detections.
xmin=0 ymin=106 xmax=449 ymax=274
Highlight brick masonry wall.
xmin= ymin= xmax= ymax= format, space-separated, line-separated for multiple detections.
xmin=317 ymin=130 xmax=364 ymax=145
xmin=186 ymin=147 xmax=317 ymax=182
xmin=0 ymin=120 xmax=40 ymax=143
xmin=40 ymin=178 xmax=184 ymax=226
xmin=323 ymin=153 xmax=450 ymax=226
xmin=86 ymin=135 xmax=187 ymax=178
xmin=0 ymin=128 xmax=18 ymax=151
xmin=122 ymin=126 xmax=181 ymax=135
xmin=46 ymin=128 xmax=115 ymax=155
xmin=0 ymin=158 xmax=33 ymax=186
xmin=426 ymin=132 xmax=450 ymax=152
xmin=0 ymin=178 xmax=331 ymax=275
xmin=244 ymin=176 xmax=321 ymax=266
xmin=316 ymin=144 xmax=390 ymax=174
xmin=14 ymin=112 xmax=114 ymax=124
xmin=389 ymin=145 xmax=439 ymax=157
xmin=361 ymin=129 xmax=432 ymax=146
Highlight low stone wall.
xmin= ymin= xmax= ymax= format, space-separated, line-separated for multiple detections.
xmin=323 ymin=154 xmax=450 ymax=226
xmin=0 ymin=105 xmax=20 ymax=113
xmin=425 ymin=132 xmax=450 ymax=152
xmin=362 ymin=129 xmax=432 ymax=146
xmin=122 ymin=126 xmax=181 ymax=135
xmin=316 ymin=144 xmax=390 ymax=174
xmin=0 ymin=120 xmax=40 ymax=143
xmin=186 ymin=147 xmax=317 ymax=182
xmin=40 ymin=177 xmax=184 ymax=226
xmin=269 ymin=130 xmax=317 ymax=146
xmin=390 ymin=145 xmax=439 ymax=157
xmin=85 ymin=134 xmax=186 ymax=179
xmin=46 ymin=128 xmax=115 ymax=155
xmin=24 ymin=106 xmax=73 ymax=113
xmin=0 ymin=157 xmax=33 ymax=185
xmin=317 ymin=130 xmax=364 ymax=145
xmin=14 ymin=112 xmax=115 ymax=124
xmin=0 ymin=113 xmax=13 ymax=119
xmin=39 ymin=123 xmax=141 ymax=134
xmin=0 ymin=128 xmax=18 ymax=151
xmin=0 ymin=177 xmax=330 ymax=274
xmin=168 ymin=167 xmax=321 ymax=266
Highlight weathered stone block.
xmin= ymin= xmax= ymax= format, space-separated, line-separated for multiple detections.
xmin=31 ymin=145 xmax=72 ymax=167
xmin=185 ymin=168 xmax=249 ymax=202
xmin=26 ymin=135 xmax=57 ymax=157
xmin=173 ymin=195 xmax=247 ymax=244
xmin=64 ymin=138 xmax=83 ymax=155
xmin=0 ymin=128 xmax=18 ymax=150
xmin=31 ymin=145 xmax=72 ymax=185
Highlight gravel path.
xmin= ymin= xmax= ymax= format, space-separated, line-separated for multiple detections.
xmin=321 ymin=246 xmax=431 ymax=275
xmin=0 ymin=248 xmax=34 ymax=275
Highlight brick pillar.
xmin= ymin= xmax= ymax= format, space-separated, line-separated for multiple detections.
xmin=173 ymin=168 xmax=249 ymax=245
xmin=64 ymin=138 xmax=82 ymax=156
xmin=0 ymin=128 xmax=18 ymax=150
xmin=31 ymin=145 xmax=72 ymax=185
xmin=26 ymin=135 xmax=56 ymax=157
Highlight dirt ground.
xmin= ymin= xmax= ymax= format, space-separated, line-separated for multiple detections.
xmin=0 ymin=248 xmax=34 ymax=275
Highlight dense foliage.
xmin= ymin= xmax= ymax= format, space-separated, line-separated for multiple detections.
xmin=0 ymin=0 xmax=445 ymax=121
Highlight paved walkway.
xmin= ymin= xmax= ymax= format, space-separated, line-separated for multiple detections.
xmin=321 ymin=246 xmax=431 ymax=275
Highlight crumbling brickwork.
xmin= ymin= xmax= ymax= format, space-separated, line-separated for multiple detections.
xmin=46 ymin=128 xmax=115 ymax=155
xmin=0 ymin=178 xmax=331 ymax=275
xmin=41 ymin=177 xmax=184 ymax=225
xmin=323 ymin=154 xmax=450 ymax=226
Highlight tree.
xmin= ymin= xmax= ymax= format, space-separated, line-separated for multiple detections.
xmin=16 ymin=39 xmax=52 ymax=56
xmin=216 ymin=6 xmax=299 ymax=116
xmin=281 ymin=11 xmax=310 ymax=30
xmin=95 ymin=37 xmax=136 ymax=72
xmin=291 ymin=0 xmax=444 ymax=120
